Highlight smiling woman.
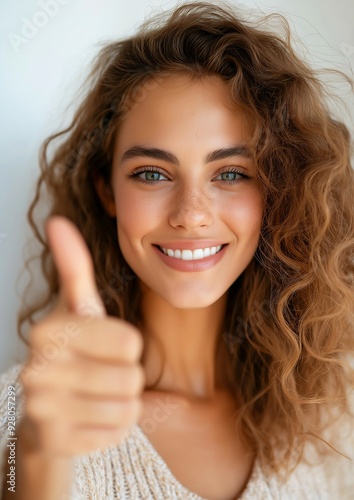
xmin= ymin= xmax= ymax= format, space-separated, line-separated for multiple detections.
xmin=94 ymin=74 xmax=263 ymax=311
xmin=1 ymin=1 xmax=354 ymax=499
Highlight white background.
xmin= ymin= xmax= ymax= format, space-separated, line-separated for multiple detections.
xmin=1 ymin=0 xmax=353 ymax=373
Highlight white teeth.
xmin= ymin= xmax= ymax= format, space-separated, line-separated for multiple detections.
xmin=181 ymin=250 xmax=193 ymax=260
xmin=193 ymin=249 xmax=204 ymax=260
xmin=160 ymin=244 xmax=223 ymax=260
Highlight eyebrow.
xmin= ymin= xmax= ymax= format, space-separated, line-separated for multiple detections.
xmin=120 ymin=145 xmax=252 ymax=166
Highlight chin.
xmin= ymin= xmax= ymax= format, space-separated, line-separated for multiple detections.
xmin=159 ymin=289 xmax=223 ymax=309
xmin=137 ymin=274 xmax=229 ymax=309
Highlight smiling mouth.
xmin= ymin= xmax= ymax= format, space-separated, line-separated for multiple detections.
xmin=153 ymin=244 xmax=228 ymax=261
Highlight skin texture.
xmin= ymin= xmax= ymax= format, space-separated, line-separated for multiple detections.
xmin=96 ymin=73 xmax=264 ymax=399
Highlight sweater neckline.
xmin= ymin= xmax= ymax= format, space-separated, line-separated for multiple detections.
xmin=131 ymin=423 xmax=264 ymax=499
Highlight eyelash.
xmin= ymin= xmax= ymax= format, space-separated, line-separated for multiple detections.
xmin=128 ymin=166 xmax=250 ymax=185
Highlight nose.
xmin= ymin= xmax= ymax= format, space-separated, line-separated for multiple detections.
xmin=168 ymin=186 xmax=214 ymax=230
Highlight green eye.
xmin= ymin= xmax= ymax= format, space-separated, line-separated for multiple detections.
xmin=214 ymin=169 xmax=249 ymax=184
xmin=144 ymin=171 xmax=162 ymax=181
xmin=129 ymin=167 xmax=249 ymax=185
xmin=219 ymin=172 xmax=240 ymax=181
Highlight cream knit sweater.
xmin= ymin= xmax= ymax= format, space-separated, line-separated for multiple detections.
xmin=0 ymin=362 xmax=353 ymax=499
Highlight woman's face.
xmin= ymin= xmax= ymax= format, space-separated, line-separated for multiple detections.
xmin=109 ymin=73 xmax=263 ymax=308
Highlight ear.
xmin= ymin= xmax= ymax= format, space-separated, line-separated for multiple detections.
xmin=92 ymin=170 xmax=116 ymax=217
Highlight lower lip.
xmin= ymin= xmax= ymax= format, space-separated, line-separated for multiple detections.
xmin=152 ymin=245 xmax=228 ymax=272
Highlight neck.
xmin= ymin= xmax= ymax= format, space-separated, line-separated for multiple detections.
xmin=138 ymin=285 xmax=233 ymax=399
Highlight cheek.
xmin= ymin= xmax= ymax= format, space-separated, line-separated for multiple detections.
xmin=223 ymin=189 xmax=263 ymax=235
xmin=114 ymin=184 xmax=164 ymax=240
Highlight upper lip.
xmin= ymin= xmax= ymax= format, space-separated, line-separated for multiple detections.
xmin=154 ymin=240 xmax=228 ymax=250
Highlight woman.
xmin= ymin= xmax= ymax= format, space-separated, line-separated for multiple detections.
xmin=1 ymin=2 xmax=353 ymax=498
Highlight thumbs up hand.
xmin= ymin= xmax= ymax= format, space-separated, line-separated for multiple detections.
xmin=20 ymin=216 xmax=145 ymax=456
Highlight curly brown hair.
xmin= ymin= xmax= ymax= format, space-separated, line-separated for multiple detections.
xmin=17 ymin=0 xmax=354 ymax=482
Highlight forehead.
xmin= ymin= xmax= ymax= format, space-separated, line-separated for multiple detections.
xmin=128 ymin=73 xmax=233 ymax=106
xmin=122 ymin=73 xmax=242 ymax=116
xmin=115 ymin=73 xmax=253 ymax=146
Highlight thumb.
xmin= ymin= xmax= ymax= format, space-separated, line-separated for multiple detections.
xmin=45 ymin=216 xmax=106 ymax=318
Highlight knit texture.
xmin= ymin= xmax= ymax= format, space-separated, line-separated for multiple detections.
xmin=0 ymin=362 xmax=353 ymax=499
